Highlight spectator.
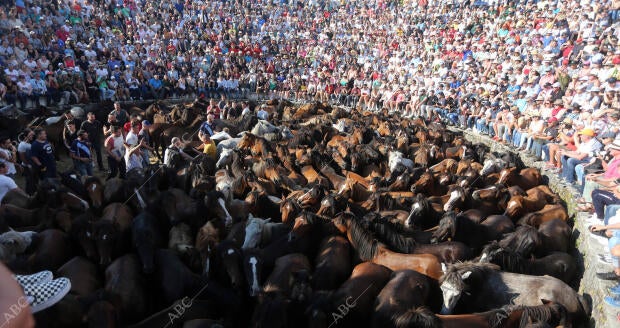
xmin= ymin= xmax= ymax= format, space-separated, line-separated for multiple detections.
xmin=559 ymin=128 xmax=603 ymax=184
xmin=30 ymin=128 xmax=56 ymax=179
xmin=257 ymin=105 xmax=269 ymax=121
xmin=125 ymin=142 xmax=145 ymax=172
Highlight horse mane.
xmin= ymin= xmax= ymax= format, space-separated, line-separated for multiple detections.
xmin=369 ymin=217 xmax=417 ymax=253
xmin=486 ymin=246 xmax=527 ymax=274
xmin=393 ymin=307 xmax=442 ymax=328
xmin=498 ymin=225 xmax=541 ymax=257
xmin=517 ymin=302 xmax=568 ymax=328
xmin=439 ymin=261 xmax=500 ymax=288
xmin=343 ymin=215 xmax=378 ymax=261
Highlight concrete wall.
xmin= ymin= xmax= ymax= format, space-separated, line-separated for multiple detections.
xmin=457 ymin=128 xmax=617 ymax=328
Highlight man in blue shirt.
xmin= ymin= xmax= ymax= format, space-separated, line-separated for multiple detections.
xmin=149 ymin=74 xmax=164 ymax=99
xmin=198 ymin=113 xmax=216 ymax=140
xmin=70 ymin=130 xmax=92 ymax=177
xmin=30 ymin=128 xmax=56 ymax=179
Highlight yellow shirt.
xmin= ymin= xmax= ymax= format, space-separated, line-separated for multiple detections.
xmin=202 ymin=139 xmax=217 ymax=159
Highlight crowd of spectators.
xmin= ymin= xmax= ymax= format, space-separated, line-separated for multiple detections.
xmin=1 ymin=0 xmax=620 ymax=310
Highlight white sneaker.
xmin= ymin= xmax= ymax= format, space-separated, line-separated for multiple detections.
xmin=22 ymin=278 xmax=71 ymax=313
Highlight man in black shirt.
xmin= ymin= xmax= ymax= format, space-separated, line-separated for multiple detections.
xmin=30 ymin=128 xmax=56 ymax=179
xmin=80 ymin=112 xmax=104 ymax=171
xmin=103 ymin=113 xmax=122 ymax=138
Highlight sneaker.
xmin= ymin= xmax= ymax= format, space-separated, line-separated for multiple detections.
xmin=22 ymin=277 xmax=71 ymax=313
xmin=610 ymin=284 xmax=620 ymax=295
xmin=604 ymin=295 xmax=620 ymax=308
xmin=14 ymin=271 xmax=53 ymax=286
xmin=597 ymin=271 xmax=620 ymax=281
xmin=599 ymin=253 xmax=614 ymax=265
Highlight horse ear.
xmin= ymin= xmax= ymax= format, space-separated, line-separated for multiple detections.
xmin=541 ymin=299 xmax=551 ymax=305
xmin=461 ymin=271 xmax=472 ymax=280
xmin=441 ymin=263 xmax=447 ymax=274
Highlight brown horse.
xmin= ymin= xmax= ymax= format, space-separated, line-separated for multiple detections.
xmin=306 ymin=262 xmax=392 ymax=328
xmin=517 ymin=204 xmax=569 ymax=228
xmin=335 ymin=213 xmax=443 ymax=280
xmin=372 ymin=270 xmax=437 ymax=328
xmin=84 ymin=177 xmax=104 ymax=210
xmin=497 ymin=167 xmax=542 ymax=191
xmin=312 ymin=236 xmax=352 ymax=291
xmin=93 ymin=203 xmax=134 ymax=266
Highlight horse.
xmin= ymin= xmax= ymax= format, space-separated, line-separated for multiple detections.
xmin=312 ymin=236 xmax=352 ymax=291
xmin=367 ymin=216 xmax=473 ymax=263
xmin=245 ymin=190 xmax=282 ymax=222
xmin=92 ymin=203 xmax=134 ymax=266
xmin=84 ymin=177 xmax=105 ymax=211
xmin=517 ymin=204 xmax=569 ymax=228
xmin=478 ymin=242 xmax=577 ymax=283
xmin=497 ymin=167 xmax=542 ymax=191
xmin=498 ymin=225 xmax=542 ymax=258
xmin=241 ymin=214 xmax=289 ymax=250
xmin=405 ymin=194 xmax=443 ymax=230
xmin=57 ymin=256 xmax=102 ymax=297
xmin=280 ymin=196 xmax=302 ymax=224
xmin=0 ymin=229 xmax=36 ymax=262
xmin=438 ymin=261 xmax=590 ymax=322
xmin=132 ymin=211 xmax=166 ymax=274
xmin=9 ymin=229 xmax=73 ymax=273
xmin=372 ymin=270 xmax=439 ymax=327
xmin=335 ymin=213 xmax=443 ymax=280
xmin=306 ymin=262 xmax=392 ymax=328
xmin=431 ymin=212 xmax=499 ymax=251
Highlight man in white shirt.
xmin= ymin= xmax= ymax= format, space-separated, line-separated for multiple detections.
xmin=16 ymin=75 xmax=33 ymax=110
xmin=30 ymin=74 xmax=47 ymax=106
xmin=125 ymin=122 xmax=140 ymax=147
xmin=0 ymin=162 xmax=21 ymax=203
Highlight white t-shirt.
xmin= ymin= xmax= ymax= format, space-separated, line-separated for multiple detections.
xmin=126 ymin=131 xmax=139 ymax=146
xmin=125 ymin=152 xmax=143 ymax=172
xmin=0 ymin=174 xmax=18 ymax=202
xmin=0 ymin=148 xmax=16 ymax=175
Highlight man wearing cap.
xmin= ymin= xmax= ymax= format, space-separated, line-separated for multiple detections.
xmin=559 ymin=128 xmax=603 ymax=184
xmin=70 ymin=130 xmax=93 ymax=177
xmin=81 ymin=112 xmax=104 ymax=171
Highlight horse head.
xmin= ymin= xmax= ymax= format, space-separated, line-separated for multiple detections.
xmin=431 ymin=211 xmax=458 ymax=243
xmin=497 ymin=167 xmax=517 ymax=185
xmin=216 ymin=148 xmax=235 ymax=169
xmin=242 ymin=214 xmax=268 ymax=250
xmin=405 ymin=194 xmax=429 ymax=228
xmin=443 ymin=186 xmax=466 ymax=212
xmin=216 ymin=240 xmax=244 ymax=291
xmin=439 ymin=262 xmax=500 ymax=314
xmin=478 ymin=241 xmax=504 ymax=263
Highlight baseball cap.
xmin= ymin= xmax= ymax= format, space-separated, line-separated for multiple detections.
xmin=577 ymin=128 xmax=596 ymax=137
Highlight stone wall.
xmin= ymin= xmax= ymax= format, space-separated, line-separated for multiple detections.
xmin=457 ymin=128 xmax=617 ymax=328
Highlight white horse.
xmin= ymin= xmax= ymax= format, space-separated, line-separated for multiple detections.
xmin=242 ymin=214 xmax=286 ymax=250
xmin=388 ymin=150 xmax=414 ymax=174
xmin=251 ymin=120 xmax=279 ymax=137
xmin=216 ymin=148 xmax=235 ymax=169
xmin=0 ymin=230 xmax=36 ymax=262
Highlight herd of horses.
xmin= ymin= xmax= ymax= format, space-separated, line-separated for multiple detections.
xmin=0 ymin=100 xmax=590 ymax=328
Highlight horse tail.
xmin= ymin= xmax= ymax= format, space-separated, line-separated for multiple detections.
xmin=393 ymin=307 xmax=442 ymax=328
xmin=577 ymin=293 xmax=592 ymax=318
